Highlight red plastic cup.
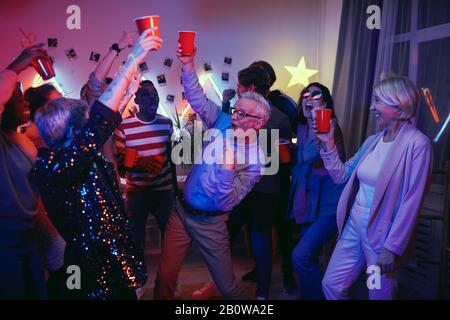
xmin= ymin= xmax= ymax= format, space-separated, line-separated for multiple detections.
xmin=134 ymin=15 xmax=160 ymax=36
xmin=179 ymin=31 xmax=196 ymax=56
xmin=124 ymin=149 xmax=138 ymax=168
xmin=31 ymin=56 xmax=55 ymax=81
xmin=278 ymin=139 xmax=291 ymax=164
xmin=315 ymin=109 xmax=333 ymax=133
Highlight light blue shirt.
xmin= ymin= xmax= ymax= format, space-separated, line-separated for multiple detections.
xmin=181 ymin=68 xmax=263 ymax=212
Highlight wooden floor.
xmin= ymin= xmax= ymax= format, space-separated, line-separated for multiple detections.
xmin=139 ymin=242 xmax=299 ymax=300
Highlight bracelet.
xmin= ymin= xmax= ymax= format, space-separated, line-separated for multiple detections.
xmin=111 ymin=43 xmax=121 ymax=56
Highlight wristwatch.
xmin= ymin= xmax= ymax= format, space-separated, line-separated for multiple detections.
xmin=111 ymin=43 xmax=122 ymax=55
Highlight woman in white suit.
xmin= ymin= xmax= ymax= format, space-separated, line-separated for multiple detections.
xmin=315 ymin=77 xmax=433 ymax=300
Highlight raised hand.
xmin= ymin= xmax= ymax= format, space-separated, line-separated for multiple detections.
xmin=118 ymin=30 xmax=137 ymax=49
xmin=222 ymin=89 xmax=236 ymax=103
xmin=7 ymin=43 xmax=46 ymax=74
xmin=132 ymin=29 xmax=163 ymax=65
xmin=176 ymin=42 xmax=196 ymax=70
xmin=313 ymin=118 xmax=336 ymax=151
xmin=99 ymin=31 xmax=161 ymax=112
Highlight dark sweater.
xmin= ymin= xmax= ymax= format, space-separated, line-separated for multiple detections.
xmin=253 ymin=105 xmax=292 ymax=193
xmin=0 ymin=131 xmax=39 ymax=231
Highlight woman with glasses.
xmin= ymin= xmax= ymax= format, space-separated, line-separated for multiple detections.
xmin=287 ymin=82 xmax=346 ymax=299
xmin=318 ymin=77 xmax=432 ymax=299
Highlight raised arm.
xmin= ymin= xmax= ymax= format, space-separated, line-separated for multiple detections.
xmin=176 ymin=44 xmax=220 ymax=128
xmin=99 ymin=29 xmax=162 ymax=112
xmin=94 ymin=31 xmax=136 ymax=82
xmin=1 ymin=43 xmax=46 ymax=116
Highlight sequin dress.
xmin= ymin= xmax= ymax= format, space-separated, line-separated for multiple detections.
xmin=30 ymin=101 xmax=146 ymax=299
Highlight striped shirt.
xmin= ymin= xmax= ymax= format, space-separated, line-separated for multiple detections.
xmin=114 ymin=114 xmax=173 ymax=192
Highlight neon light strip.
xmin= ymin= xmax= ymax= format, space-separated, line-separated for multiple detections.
xmin=32 ymin=74 xmax=64 ymax=97
xmin=421 ymin=88 xmax=440 ymax=123
xmin=180 ymin=102 xmax=191 ymax=119
xmin=49 ymin=77 xmax=64 ymax=94
xmin=207 ymin=74 xmax=223 ymax=100
xmin=434 ymin=111 xmax=450 ymax=143
xmin=32 ymin=74 xmax=43 ymax=88
xmin=158 ymin=103 xmax=171 ymax=119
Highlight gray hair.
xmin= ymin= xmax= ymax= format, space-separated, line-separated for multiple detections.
xmin=34 ymin=98 xmax=89 ymax=148
xmin=373 ymin=77 xmax=419 ymax=120
xmin=239 ymin=91 xmax=271 ymax=123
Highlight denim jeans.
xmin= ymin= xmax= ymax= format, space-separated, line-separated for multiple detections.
xmin=292 ymin=214 xmax=337 ymax=300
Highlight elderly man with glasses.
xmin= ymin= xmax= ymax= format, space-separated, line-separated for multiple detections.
xmin=194 ymin=65 xmax=294 ymax=300
xmin=153 ymin=45 xmax=271 ymax=300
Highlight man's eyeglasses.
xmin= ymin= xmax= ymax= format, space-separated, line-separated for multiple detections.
xmin=229 ymin=107 xmax=260 ymax=120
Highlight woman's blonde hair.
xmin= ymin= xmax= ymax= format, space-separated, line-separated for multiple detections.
xmin=34 ymin=98 xmax=89 ymax=148
xmin=373 ymin=77 xmax=419 ymax=120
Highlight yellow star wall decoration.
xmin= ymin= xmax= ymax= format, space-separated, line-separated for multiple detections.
xmin=285 ymin=57 xmax=318 ymax=88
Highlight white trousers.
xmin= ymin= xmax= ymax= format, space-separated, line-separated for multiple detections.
xmin=322 ymin=204 xmax=397 ymax=300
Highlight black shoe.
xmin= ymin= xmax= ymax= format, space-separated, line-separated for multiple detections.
xmin=283 ymin=275 xmax=297 ymax=294
xmin=242 ymin=268 xmax=257 ymax=282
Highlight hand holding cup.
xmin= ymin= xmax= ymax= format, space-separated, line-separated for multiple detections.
xmin=7 ymin=43 xmax=47 ymax=74
xmin=132 ymin=29 xmax=163 ymax=65
xmin=313 ymin=118 xmax=335 ymax=151
xmin=124 ymin=149 xmax=139 ymax=168
xmin=176 ymin=42 xmax=196 ymax=69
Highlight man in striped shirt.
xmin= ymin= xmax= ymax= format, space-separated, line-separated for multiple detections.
xmin=114 ymin=80 xmax=173 ymax=252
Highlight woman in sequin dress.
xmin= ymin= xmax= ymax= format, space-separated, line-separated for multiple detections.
xmin=29 ymin=30 xmax=163 ymax=299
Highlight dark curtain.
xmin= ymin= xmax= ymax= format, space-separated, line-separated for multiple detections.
xmin=332 ymin=0 xmax=382 ymax=157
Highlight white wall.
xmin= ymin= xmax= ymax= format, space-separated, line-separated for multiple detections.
xmin=0 ymin=0 xmax=342 ymax=115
